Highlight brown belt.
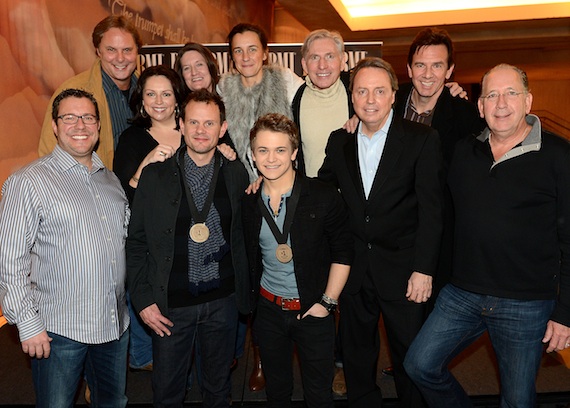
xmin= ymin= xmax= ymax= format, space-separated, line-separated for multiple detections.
xmin=260 ymin=286 xmax=301 ymax=311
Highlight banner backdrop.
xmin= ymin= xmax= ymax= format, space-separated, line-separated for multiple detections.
xmin=139 ymin=42 xmax=383 ymax=75
xmin=0 ymin=0 xmax=382 ymax=186
xmin=0 ymin=0 xmax=273 ymax=185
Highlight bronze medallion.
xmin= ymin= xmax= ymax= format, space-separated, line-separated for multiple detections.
xmin=189 ymin=223 xmax=210 ymax=243
xmin=275 ymin=243 xmax=293 ymax=263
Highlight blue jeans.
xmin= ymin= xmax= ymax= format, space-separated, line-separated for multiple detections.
xmin=404 ymin=284 xmax=555 ymax=408
xmin=126 ymin=291 xmax=153 ymax=369
xmin=255 ymin=296 xmax=335 ymax=408
xmin=32 ymin=331 xmax=128 ymax=408
xmin=152 ymin=294 xmax=238 ymax=408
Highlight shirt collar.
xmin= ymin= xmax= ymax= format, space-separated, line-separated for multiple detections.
xmin=357 ymin=109 xmax=394 ymax=140
xmin=52 ymin=144 xmax=105 ymax=173
xmin=305 ymin=75 xmax=343 ymax=97
xmin=101 ymin=69 xmax=136 ymax=96
xmin=477 ymin=113 xmax=542 ymax=146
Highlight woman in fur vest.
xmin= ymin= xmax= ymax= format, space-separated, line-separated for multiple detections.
xmin=219 ymin=23 xmax=303 ymax=183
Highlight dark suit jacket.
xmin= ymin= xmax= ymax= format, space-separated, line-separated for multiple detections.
xmin=292 ymin=71 xmax=354 ymax=176
xmin=394 ymin=83 xmax=485 ymax=167
xmin=242 ymin=174 xmax=354 ymax=315
xmin=126 ymin=150 xmax=251 ymax=315
xmin=318 ymin=115 xmax=444 ymax=300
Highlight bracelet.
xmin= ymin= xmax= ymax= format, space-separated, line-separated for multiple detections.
xmin=319 ymin=298 xmax=337 ymax=313
xmin=321 ymin=293 xmax=338 ymax=305
xmin=131 ymin=175 xmax=139 ymax=183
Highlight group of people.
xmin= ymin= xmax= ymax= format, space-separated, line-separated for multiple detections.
xmin=1 ymin=12 xmax=570 ymax=408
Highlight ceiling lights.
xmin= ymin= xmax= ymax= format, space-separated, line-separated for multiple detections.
xmin=329 ymin=0 xmax=570 ymax=29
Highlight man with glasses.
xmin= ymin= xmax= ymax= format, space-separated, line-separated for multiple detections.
xmin=36 ymin=15 xmax=154 ymax=377
xmin=0 ymin=88 xmax=130 ymax=407
xmin=404 ymin=64 xmax=570 ymax=407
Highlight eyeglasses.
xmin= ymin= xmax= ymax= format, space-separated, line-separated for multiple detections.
xmin=57 ymin=114 xmax=98 ymax=125
xmin=479 ymin=90 xmax=525 ymax=101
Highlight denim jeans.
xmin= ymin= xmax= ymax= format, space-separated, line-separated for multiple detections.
xmin=127 ymin=291 xmax=153 ymax=369
xmin=32 ymin=331 xmax=128 ymax=408
xmin=404 ymin=284 xmax=555 ymax=408
xmin=255 ymin=296 xmax=336 ymax=408
xmin=152 ymin=294 xmax=238 ymax=408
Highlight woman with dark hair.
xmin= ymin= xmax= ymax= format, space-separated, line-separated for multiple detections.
xmin=113 ymin=65 xmax=185 ymax=372
xmin=219 ymin=23 xmax=303 ymax=182
xmin=114 ymin=65 xmax=184 ymax=203
xmin=175 ymin=42 xmax=219 ymax=95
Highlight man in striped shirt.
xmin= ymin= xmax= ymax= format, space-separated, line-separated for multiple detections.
xmin=0 ymin=88 xmax=130 ymax=407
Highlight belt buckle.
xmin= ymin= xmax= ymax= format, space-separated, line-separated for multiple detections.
xmin=281 ymin=298 xmax=299 ymax=311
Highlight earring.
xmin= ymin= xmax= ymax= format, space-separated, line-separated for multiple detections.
xmin=175 ymin=105 xmax=180 ymax=118
xmin=140 ymin=105 xmax=148 ymax=118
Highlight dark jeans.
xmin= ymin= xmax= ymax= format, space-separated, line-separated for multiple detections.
xmin=404 ymin=284 xmax=556 ymax=408
xmin=32 ymin=331 xmax=128 ymax=408
xmin=126 ymin=291 xmax=153 ymax=369
xmin=255 ymin=296 xmax=335 ymax=408
xmin=340 ymin=273 xmax=427 ymax=408
xmin=152 ymin=294 xmax=238 ymax=408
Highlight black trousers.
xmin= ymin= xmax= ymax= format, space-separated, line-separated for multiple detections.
xmin=255 ymin=296 xmax=335 ymax=408
xmin=340 ymin=271 xmax=427 ymax=408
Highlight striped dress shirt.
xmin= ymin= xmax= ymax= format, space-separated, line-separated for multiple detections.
xmin=0 ymin=145 xmax=130 ymax=344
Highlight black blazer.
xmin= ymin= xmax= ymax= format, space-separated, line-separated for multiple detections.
xmin=318 ymin=115 xmax=444 ymax=300
xmin=126 ymin=150 xmax=251 ymax=315
xmin=394 ymin=83 xmax=485 ymax=167
xmin=242 ymin=174 xmax=354 ymax=315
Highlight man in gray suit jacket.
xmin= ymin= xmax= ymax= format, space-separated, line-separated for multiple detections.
xmin=319 ymin=57 xmax=444 ymax=408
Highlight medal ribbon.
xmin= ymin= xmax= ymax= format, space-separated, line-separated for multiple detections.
xmin=179 ymin=151 xmax=221 ymax=225
xmin=257 ymin=174 xmax=301 ymax=246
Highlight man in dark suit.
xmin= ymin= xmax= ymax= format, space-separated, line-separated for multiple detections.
xmin=319 ymin=57 xmax=444 ymax=407
xmin=395 ymin=27 xmax=485 ymax=167
xmin=394 ymin=27 xmax=486 ymax=305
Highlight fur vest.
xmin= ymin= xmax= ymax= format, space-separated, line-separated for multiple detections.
xmin=221 ymin=65 xmax=293 ymax=181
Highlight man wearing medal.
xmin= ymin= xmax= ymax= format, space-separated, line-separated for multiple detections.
xmin=242 ymin=113 xmax=353 ymax=407
xmin=126 ymin=89 xmax=250 ymax=407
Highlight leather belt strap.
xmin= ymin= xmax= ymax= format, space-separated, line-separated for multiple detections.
xmin=260 ymin=286 xmax=301 ymax=311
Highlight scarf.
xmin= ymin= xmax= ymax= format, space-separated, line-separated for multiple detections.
xmin=183 ymin=152 xmax=227 ymax=295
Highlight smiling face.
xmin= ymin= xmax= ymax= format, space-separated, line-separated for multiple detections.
xmin=252 ymin=129 xmax=298 ymax=182
xmin=179 ymin=50 xmax=213 ymax=92
xmin=52 ymin=97 xmax=100 ymax=168
xmin=301 ymin=38 xmax=345 ymax=90
xmin=352 ymin=67 xmax=396 ymax=136
xmin=96 ymin=28 xmax=138 ymax=90
xmin=407 ymin=44 xmax=454 ymax=100
xmin=142 ymin=75 xmax=177 ymax=125
xmin=231 ymin=30 xmax=267 ymax=85
xmin=478 ymin=66 xmax=532 ymax=139
xmin=179 ymin=101 xmax=227 ymax=165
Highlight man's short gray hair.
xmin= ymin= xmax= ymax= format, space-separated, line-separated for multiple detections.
xmin=301 ymin=29 xmax=344 ymax=58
